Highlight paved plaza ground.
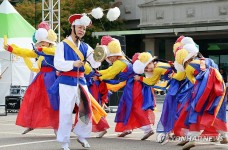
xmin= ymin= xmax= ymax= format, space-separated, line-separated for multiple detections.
xmin=0 ymin=102 xmax=228 ymax=150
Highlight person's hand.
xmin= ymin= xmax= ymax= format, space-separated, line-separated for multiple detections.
xmin=3 ymin=44 xmax=13 ymax=52
xmin=102 ymin=102 xmax=105 ymax=108
xmin=168 ymin=73 xmax=173 ymax=79
xmin=3 ymin=44 xmax=8 ymax=50
xmin=56 ymin=71 xmax=60 ymax=76
xmin=92 ymin=76 xmax=99 ymax=81
xmin=134 ymin=75 xmax=141 ymax=81
xmin=73 ymin=60 xmax=84 ymax=68
xmin=200 ymin=59 xmax=206 ymax=71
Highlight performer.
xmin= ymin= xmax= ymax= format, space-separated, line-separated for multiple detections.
xmin=133 ymin=52 xmax=174 ymax=87
xmin=84 ymin=62 xmax=110 ymax=138
xmin=156 ymin=36 xmax=188 ymax=143
xmin=93 ymin=39 xmax=155 ymax=140
xmin=116 ymin=52 xmax=155 ymax=140
xmin=52 ymin=14 xmax=106 ymax=150
xmin=173 ymin=42 xmax=228 ymax=150
xmin=3 ymin=22 xmax=59 ymax=134
xmin=133 ymin=52 xmax=177 ymax=139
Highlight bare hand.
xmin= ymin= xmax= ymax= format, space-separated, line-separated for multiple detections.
xmin=73 ymin=60 xmax=84 ymax=68
xmin=168 ymin=73 xmax=173 ymax=79
xmin=56 ymin=71 xmax=60 ymax=76
xmin=92 ymin=76 xmax=99 ymax=81
xmin=3 ymin=44 xmax=9 ymax=51
xmin=134 ymin=75 xmax=141 ymax=81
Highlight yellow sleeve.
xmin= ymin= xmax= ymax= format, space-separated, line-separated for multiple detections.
xmin=185 ymin=65 xmax=196 ymax=84
xmin=22 ymin=56 xmax=44 ymax=73
xmin=37 ymin=56 xmax=44 ymax=69
xmin=214 ymin=69 xmax=223 ymax=83
xmin=99 ymin=68 xmax=110 ymax=75
xmin=42 ymin=47 xmax=56 ymax=55
xmin=172 ymin=71 xmax=186 ymax=81
xmin=142 ymin=67 xmax=164 ymax=85
xmin=23 ymin=57 xmax=40 ymax=73
xmin=99 ymin=60 xmax=127 ymax=81
xmin=106 ymin=81 xmax=126 ymax=92
xmin=84 ymin=62 xmax=92 ymax=75
xmin=11 ymin=44 xmax=37 ymax=58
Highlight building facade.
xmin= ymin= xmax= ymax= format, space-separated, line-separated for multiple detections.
xmin=94 ymin=0 xmax=228 ymax=72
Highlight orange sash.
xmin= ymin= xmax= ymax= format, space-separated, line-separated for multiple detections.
xmin=63 ymin=39 xmax=84 ymax=61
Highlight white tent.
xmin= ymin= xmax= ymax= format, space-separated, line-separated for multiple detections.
xmin=0 ymin=0 xmax=35 ymax=105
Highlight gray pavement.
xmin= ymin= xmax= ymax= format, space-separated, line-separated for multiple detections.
xmin=0 ymin=102 xmax=228 ymax=150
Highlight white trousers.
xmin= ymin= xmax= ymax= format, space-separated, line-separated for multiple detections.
xmin=57 ymin=83 xmax=92 ymax=144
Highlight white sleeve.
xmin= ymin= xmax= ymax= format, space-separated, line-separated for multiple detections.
xmin=86 ymin=44 xmax=101 ymax=69
xmin=174 ymin=61 xmax=185 ymax=72
xmin=54 ymin=42 xmax=74 ymax=72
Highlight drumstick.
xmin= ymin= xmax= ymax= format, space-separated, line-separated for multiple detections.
xmin=0 ymin=66 xmax=9 ymax=78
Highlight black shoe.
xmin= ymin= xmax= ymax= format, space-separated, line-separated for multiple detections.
xmin=22 ymin=128 xmax=34 ymax=134
xmin=141 ymin=130 xmax=154 ymax=140
xmin=118 ymin=131 xmax=132 ymax=137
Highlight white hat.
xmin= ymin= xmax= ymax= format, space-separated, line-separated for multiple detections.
xmin=133 ymin=52 xmax=156 ymax=74
xmin=35 ymin=28 xmax=57 ymax=45
xmin=183 ymin=44 xmax=199 ymax=64
xmin=181 ymin=37 xmax=195 ymax=45
xmin=69 ymin=14 xmax=92 ymax=27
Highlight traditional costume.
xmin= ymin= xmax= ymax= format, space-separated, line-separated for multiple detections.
xmin=156 ymin=36 xmax=187 ymax=142
xmin=133 ymin=52 xmax=179 ymax=139
xmin=51 ymin=14 xmax=106 ymax=150
xmin=4 ymin=22 xmax=59 ymax=133
xmin=172 ymin=40 xmax=228 ymax=150
xmin=97 ymin=41 xmax=155 ymax=140
xmin=84 ymin=62 xmax=110 ymax=138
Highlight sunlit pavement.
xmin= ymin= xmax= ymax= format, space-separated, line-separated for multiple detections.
xmin=0 ymin=102 xmax=227 ymax=150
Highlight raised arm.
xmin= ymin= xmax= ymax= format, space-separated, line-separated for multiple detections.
xmin=5 ymin=44 xmax=37 ymax=58
xmin=99 ymin=60 xmax=127 ymax=81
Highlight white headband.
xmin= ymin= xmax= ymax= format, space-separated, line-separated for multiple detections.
xmin=72 ymin=15 xmax=91 ymax=27
xmin=72 ymin=19 xmax=83 ymax=26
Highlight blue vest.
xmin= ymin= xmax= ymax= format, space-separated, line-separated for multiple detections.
xmin=41 ymin=56 xmax=55 ymax=68
xmin=58 ymin=41 xmax=88 ymax=86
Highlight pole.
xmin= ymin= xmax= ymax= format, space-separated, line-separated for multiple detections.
xmin=35 ymin=0 xmax=37 ymax=28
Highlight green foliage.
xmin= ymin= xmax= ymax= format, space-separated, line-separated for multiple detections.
xmin=13 ymin=0 xmax=124 ymax=47
xmin=14 ymin=0 xmax=42 ymax=28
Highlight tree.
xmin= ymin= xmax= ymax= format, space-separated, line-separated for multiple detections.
xmin=59 ymin=0 xmax=124 ymax=47
xmin=14 ymin=0 xmax=124 ymax=47
xmin=14 ymin=0 xmax=42 ymax=28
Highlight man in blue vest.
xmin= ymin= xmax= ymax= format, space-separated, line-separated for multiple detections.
xmin=54 ymin=14 xmax=99 ymax=150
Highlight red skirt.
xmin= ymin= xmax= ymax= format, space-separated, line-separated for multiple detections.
xmin=115 ymin=81 xmax=155 ymax=132
xmin=92 ymin=117 xmax=110 ymax=132
xmin=16 ymin=73 xmax=59 ymax=129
